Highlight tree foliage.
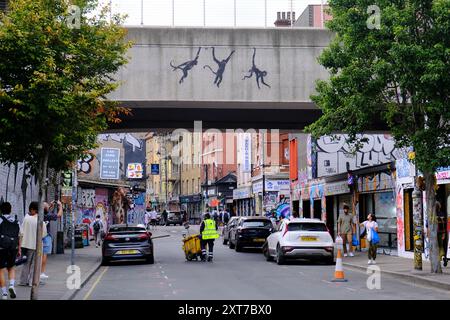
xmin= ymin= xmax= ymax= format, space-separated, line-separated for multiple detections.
xmin=306 ymin=0 xmax=449 ymax=273
xmin=0 ymin=0 xmax=132 ymax=174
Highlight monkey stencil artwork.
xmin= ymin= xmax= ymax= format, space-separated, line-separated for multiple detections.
xmin=242 ymin=48 xmax=270 ymax=89
xmin=203 ymin=47 xmax=235 ymax=88
xmin=170 ymin=47 xmax=202 ymax=84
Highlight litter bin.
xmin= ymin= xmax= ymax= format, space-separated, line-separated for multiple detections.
xmin=74 ymin=228 xmax=84 ymax=248
xmin=81 ymin=224 xmax=90 ymax=247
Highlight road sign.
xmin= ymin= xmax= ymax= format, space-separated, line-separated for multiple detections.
xmin=151 ymin=164 xmax=160 ymax=175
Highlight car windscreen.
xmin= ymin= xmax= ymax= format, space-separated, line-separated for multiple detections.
xmin=109 ymin=226 xmax=146 ymax=233
xmin=242 ymin=220 xmax=271 ymax=228
xmin=288 ymin=223 xmax=328 ymax=232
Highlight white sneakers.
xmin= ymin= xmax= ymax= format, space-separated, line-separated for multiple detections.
xmin=2 ymin=294 xmax=7 ymax=300
xmin=368 ymin=259 xmax=377 ymax=265
xmin=40 ymin=273 xmax=49 ymax=280
xmin=349 ymin=252 xmax=354 ymax=257
xmin=344 ymin=253 xmax=348 ymax=257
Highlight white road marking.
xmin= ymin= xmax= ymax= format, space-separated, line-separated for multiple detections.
xmin=164 ymin=276 xmax=169 ymax=280
xmin=345 ymin=287 xmax=357 ymax=292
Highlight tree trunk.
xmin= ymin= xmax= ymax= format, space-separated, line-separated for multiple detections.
xmin=30 ymin=152 xmax=49 ymax=300
xmin=424 ymin=170 xmax=441 ymax=273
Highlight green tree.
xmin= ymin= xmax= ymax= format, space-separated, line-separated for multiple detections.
xmin=0 ymin=0 xmax=131 ymax=298
xmin=306 ymin=0 xmax=449 ymax=273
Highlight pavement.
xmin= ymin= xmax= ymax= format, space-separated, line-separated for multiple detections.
xmin=342 ymin=250 xmax=450 ymax=292
xmin=71 ymin=225 xmax=450 ymax=300
xmin=8 ymin=241 xmax=102 ymax=300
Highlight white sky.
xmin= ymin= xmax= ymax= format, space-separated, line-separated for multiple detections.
xmin=99 ymin=0 xmax=326 ymax=27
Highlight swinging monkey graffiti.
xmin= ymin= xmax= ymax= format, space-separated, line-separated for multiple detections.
xmin=170 ymin=47 xmax=202 ymax=84
xmin=242 ymin=48 xmax=270 ymax=89
xmin=203 ymin=47 xmax=235 ymax=87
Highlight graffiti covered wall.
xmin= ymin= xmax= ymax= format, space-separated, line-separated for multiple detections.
xmin=315 ymin=134 xmax=400 ymax=178
xmin=0 ymin=163 xmax=39 ymax=221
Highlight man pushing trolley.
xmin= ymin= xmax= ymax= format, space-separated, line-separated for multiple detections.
xmin=199 ymin=213 xmax=219 ymax=262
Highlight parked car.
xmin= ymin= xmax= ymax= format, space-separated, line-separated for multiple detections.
xmin=165 ymin=211 xmax=183 ymax=226
xmin=263 ymin=218 xmax=334 ymax=265
xmin=102 ymin=224 xmax=154 ymax=265
xmin=222 ymin=216 xmax=239 ymax=245
xmin=228 ymin=216 xmax=273 ymax=252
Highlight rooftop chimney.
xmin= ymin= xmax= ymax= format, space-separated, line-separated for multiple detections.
xmin=274 ymin=11 xmax=295 ymax=27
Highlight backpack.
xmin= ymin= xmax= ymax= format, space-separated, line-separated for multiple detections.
xmin=0 ymin=216 xmax=20 ymax=250
xmin=93 ymin=220 xmax=101 ymax=233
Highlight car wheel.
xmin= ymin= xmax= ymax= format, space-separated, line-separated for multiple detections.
xmin=263 ymin=243 xmax=273 ymax=262
xmin=325 ymin=256 xmax=335 ymax=265
xmin=146 ymin=254 xmax=155 ymax=264
xmin=276 ymin=245 xmax=285 ymax=265
xmin=101 ymin=256 xmax=110 ymax=266
xmin=235 ymin=240 xmax=242 ymax=252
xmin=229 ymin=238 xmax=235 ymax=249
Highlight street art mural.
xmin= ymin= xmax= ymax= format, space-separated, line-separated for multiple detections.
xmin=0 ymin=162 xmax=39 ymax=221
xmin=127 ymin=192 xmax=146 ymax=225
xmin=98 ymin=133 xmax=143 ymax=152
xmin=170 ymin=47 xmax=202 ymax=84
xmin=242 ymin=48 xmax=270 ymax=89
xmin=396 ymin=185 xmax=405 ymax=251
xmin=203 ymin=47 xmax=235 ymax=88
xmin=315 ymin=134 xmax=400 ymax=178
xmin=77 ymin=153 xmax=94 ymax=174
xmin=112 ymin=187 xmax=131 ymax=224
xmin=78 ymin=188 xmax=95 ymax=208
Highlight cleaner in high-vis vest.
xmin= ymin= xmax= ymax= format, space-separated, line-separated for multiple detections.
xmin=199 ymin=213 xmax=219 ymax=262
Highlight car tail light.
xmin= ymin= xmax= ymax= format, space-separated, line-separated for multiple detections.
xmin=104 ymin=234 xmax=117 ymax=241
xmin=282 ymin=246 xmax=294 ymax=253
xmin=139 ymin=233 xmax=150 ymax=240
xmin=324 ymin=247 xmax=333 ymax=252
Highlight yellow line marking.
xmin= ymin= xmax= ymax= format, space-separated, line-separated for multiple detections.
xmin=83 ymin=267 xmax=109 ymax=300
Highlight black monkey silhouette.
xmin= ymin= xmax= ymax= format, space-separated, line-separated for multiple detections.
xmin=170 ymin=47 xmax=202 ymax=84
xmin=203 ymin=47 xmax=235 ymax=87
xmin=242 ymin=48 xmax=270 ymax=89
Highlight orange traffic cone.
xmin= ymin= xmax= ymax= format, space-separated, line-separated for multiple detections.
xmin=331 ymin=248 xmax=348 ymax=282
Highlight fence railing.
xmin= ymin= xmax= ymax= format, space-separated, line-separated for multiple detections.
xmin=101 ymin=0 xmax=327 ymax=27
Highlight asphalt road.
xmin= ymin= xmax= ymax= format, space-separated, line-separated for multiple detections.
xmin=73 ymin=225 xmax=450 ymax=300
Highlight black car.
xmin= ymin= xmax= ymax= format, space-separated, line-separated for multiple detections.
xmin=228 ymin=216 xmax=273 ymax=252
xmin=165 ymin=211 xmax=183 ymax=226
xmin=102 ymin=224 xmax=154 ymax=265
xmin=222 ymin=216 xmax=239 ymax=245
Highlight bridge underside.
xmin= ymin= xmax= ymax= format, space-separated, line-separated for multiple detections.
xmin=107 ymin=101 xmax=388 ymax=132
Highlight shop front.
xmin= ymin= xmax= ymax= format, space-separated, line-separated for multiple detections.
xmin=180 ymin=194 xmax=202 ymax=224
xmin=233 ymin=187 xmax=254 ymax=216
xmin=253 ymin=179 xmax=290 ymax=217
xmin=357 ymin=169 xmax=397 ymax=251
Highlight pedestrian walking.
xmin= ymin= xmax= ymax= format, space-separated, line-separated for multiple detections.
xmin=337 ymin=204 xmax=355 ymax=257
xmin=41 ymin=201 xmax=62 ymax=280
xmin=223 ymin=210 xmax=230 ymax=225
xmin=150 ymin=208 xmax=158 ymax=230
xmin=0 ymin=202 xmax=20 ymax=299
xmin=436 ymin=202 xmax=447 ymax=265
xmin=162 ymin=209 xmax=168 ymax=226
xmin=144 ymin=206 xmax=152 ymax=230
xmin=92 ymin=215 xmax=104 ymax=248
xmin=360 ymin=213 xmax=379 ymax=264
xmin=19 ymin=202 xmax=47 ymax=287
xmin=199 ymin=213 xmax=219 ymax=262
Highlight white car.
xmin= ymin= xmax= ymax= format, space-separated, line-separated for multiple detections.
xmin=263 ymin=218 xmax=334 ymax=265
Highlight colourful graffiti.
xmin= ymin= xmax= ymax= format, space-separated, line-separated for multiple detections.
xmin=396 ymin=185 xmax=404 ymax=251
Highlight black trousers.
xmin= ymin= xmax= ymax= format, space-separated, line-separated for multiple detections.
xmin=201 ymin=239 xmax=214 ymax=256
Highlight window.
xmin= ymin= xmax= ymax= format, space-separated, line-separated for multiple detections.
xmin=243 ymin=220 xmax=272 ymax=228
xmin=288 ymin=223 xmax=328 ymax=232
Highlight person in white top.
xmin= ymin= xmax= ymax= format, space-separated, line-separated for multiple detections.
xmin=360 ymin=213 xmax=379 ymax=265
xmin=144 ymin=207 xmax=152 ymax=230
xmin=149 ymin=208 xmax=158 ymax=230
xmin=19 ymin=202 xmax=47 ymax=286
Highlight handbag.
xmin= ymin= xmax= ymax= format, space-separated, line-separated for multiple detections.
xmin=371 ymin=228 xmax=380 ymax=245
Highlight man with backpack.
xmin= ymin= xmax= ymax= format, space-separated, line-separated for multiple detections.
xmin=0 ymin=202 xmax=21 ymax=299
xmin=92 ymin=215 xmax=104 ymax=248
